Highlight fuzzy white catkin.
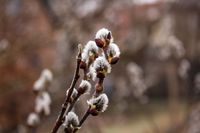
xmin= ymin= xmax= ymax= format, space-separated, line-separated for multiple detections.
xmin=126 ymin=62 xmax=142 ymax=78
xmin=42 ymin=69 xmax=53 ymax=82
xmin=63 ymin=112 xmax=79 ymax=127
xmin=33 ymin=77 xmax=45 ymax=91
xmin=87 ymin=93 xmax=109 ymax=112
xmin=35 ymin=92 xmax=51 ymax=115
xmin=93 ymin=56 xmax=111 ymax=74
xmin=87 ymin=66 xmax=97 ymax=81
xmin=79 ymin=80 xmax=91 ymax=94
xmin=107 ymin=43 xmax=120 ymax=57
xmin=0 ymin=39 xmax=9 ymax=51
xmin=152 ymin=36 xmax=185 ymax=60
xmin=169 ymin=36 xmax=185 ymax=58
xmin=95 ymin=28 xmax=109 ymax=38
xmin=95 ymin=28 xmax=113 ymax=42
xmin=33 ymin=69 xmax=53 ymax=91
xmin=82 ymin=41 xmax=99 ymax=62
xmin=126 ymin=62 xmax=148 ymax=103
xmin=27 ymin=113 xmax=40 ymax=126
xmin=178 ymin=59 xmax=190 ymax=79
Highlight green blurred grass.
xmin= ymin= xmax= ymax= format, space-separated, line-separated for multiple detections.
xmin=102 ymin=101 xmax=187 ymax=133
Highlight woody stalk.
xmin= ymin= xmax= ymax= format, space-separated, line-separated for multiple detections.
xmin=51 ymin=28 xmax=120 ymax=133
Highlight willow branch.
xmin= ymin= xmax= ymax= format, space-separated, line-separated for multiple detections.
xmin=51 ymin=44 xmax=82 ymax=133
xmin=79 ymin=108 xmax=90 ymax=126
xmin=73 ymin=107 xmax=91 ymax=133
xmin=66 ymin=93 xmax=81 ymax=114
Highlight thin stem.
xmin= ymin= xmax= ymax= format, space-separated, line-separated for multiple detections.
xmin=83 ymin=68 xmax=88 ymax=80
xmin=79 ymin=107 xmax=90 ymax=126
xmin=64 ymin=127 xmax=73 ymax=133
xmin=66 ymin=93 xmax=81 ymax=113
xmin=73 ymin=107 xmax=91 ymax=133
xmin=94 ymin=78 xmax=104 ymax=97
xmin=98 ymin=78 xmax=104 ymax=85
xmin=51 ymin=45 xmax=82 ymax=133
xmin=103 ymin=48 xmax=109 ymax=60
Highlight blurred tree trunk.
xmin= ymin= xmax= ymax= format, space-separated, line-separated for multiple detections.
xmin=165 ymin=60 xmax=180 ymax=131
xmin=186 ymin=13 xmax=199 ymax=61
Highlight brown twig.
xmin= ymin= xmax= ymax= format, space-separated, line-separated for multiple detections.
xmin=79 ymin=107 xmax=90 ymax=126
xmin=83 ymin=68 xmax=88 ymax=80
xmin=73 ymin=79 xmax=103 ymax=133
xmin=73 ymin=107 xmax=91 ymax=133
xmin=51 ymin=44 xmax=82 ymax=133
xmin=66 ymin=93 xmax=81 ymax=114
xmin=94 ymin=78 xmax=104 ymax=97
xmin=103 ymin=48 xmax=109 ymax=60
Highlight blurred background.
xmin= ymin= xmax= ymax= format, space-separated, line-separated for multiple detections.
xmin=0 ymin=0 xmax=200 ymax=133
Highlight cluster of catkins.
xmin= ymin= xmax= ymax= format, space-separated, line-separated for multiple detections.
xmin=62 ymin=28 xmax=120 ymax=132
xmin=27 ymin=69 xmax=53 ymax=128
xmin=126 ymin=62 xmax=148 ymax=103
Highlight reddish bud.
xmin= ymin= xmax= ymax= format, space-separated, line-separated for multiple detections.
xmin=33 ymin=89 xmax=39 ymax=95
xmin=95 ymin=83 xmax=103 ymax=94
xmin=77 ymin=87 xmax=85 ymax=94
xmin=107 ymin=32 xmax=112 ymax=40
xmin=94 ymin=53 xmax=99 ymax=59
xmin=110 ymin=57 xmax=120 ymax=65
xmin=80 ymin=61 xmax=87 ymax=69
xmin=89 ymin=109 xmax=99 ymax=116
xmin=97 ymin=72 xmax=105 ymax=79
xmin=95 ymin=39 xmax=104 ymax=48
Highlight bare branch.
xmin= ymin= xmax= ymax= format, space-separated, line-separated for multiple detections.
xmin=51 ymin=44 xmax=82 ymax=133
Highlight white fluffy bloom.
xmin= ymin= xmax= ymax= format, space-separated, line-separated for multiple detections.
xmin=95 ymin=28 xmax=113 ymax=42
xmin=78 ymin=80 xmax=91 ymax=94
xmin=93 ymin=56 xmax=111 ymax=74
xmin=178 ymin=59 xmax=190 ymax=79
xmin=63 ymin=112 xmax=79 ymax=127
xmin=87 ymin=66 xmax=97 ymax=81
xmin=0 ymin=39 xmax=9 ymax=52
xmin=107 ymin=43 xmax=120 ymax=57
xmin=87 ymin=93 xmax=109 ymax=112
xmin=82 ymin=41 xmax=99 ymax=62
xmin=152 ymin=36 xmax=185 ymax=60
xmin=33 ymin=69 xmax=53 ymax=91
xmin=41 ymin=69 xmax=53 ymax=82
xmin=169 ymin=36 xmax=185 ymax=58
xmin=127 ymin=62 xmax=148 ymax=102
xmin=35 ymin=92 xmax=51 ymax=115
xmin=126 ymin=62 xmax=143 ymax=78
xmin=33 ymin=78 xmax=45 ymax=91
xmin=27 ymin=113 xmax=40 ymax=126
